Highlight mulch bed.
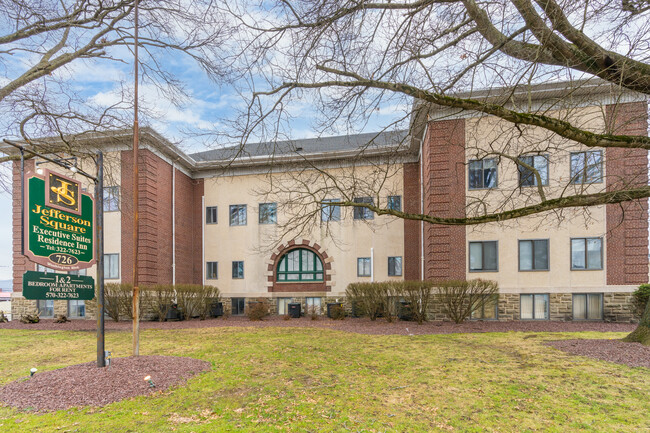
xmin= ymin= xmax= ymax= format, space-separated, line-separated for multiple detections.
xmin=0 ymin=315 xmax=638 ymax=335
xmin=0 ymin=356 xmax=210 ymax=412
xmin=547 ymin=339 xmax=650 ymax=369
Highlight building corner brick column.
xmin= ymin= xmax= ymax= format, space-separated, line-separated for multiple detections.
xmin=12 ymin=159 xmax=36 ymax=292
xmin=403 ymin=162 xmax=421 ymax=280
xmin=605 ymin=102 xmax=649 ymax=285
xmin=422 ymin=118 xmax=467 ymax=281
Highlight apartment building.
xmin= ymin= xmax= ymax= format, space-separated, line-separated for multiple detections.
xmin=8 ymin=81 xmax=649 ymax=321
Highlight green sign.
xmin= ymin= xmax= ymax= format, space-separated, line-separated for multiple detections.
xmin=24 ymin=170 xmax=95 ymax=271
xmin=22 ymin=271 xmax=95 ymax=300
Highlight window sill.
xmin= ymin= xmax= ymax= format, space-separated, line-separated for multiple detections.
xmin=570 ymin=268 xmax=603 ymax=271
xmin=518 ymin=269 xmax=550 ymax=272
xmin=469 ymin=269 xmax=499 ymax=272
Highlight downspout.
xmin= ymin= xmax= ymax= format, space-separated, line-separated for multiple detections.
xmin=419 ymin=122 xmax=429 ymax=281
xmin=370 ymin=247 xmax=374 ymax=282
xmin=172 ymin=161 xmax=176 ymax=286
xmin=202 ymin=195 xmax=205 ymax=287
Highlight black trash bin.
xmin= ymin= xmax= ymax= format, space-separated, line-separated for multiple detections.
xmin=165 ymin=303 xmax=184 ymax=321
xmin=288 ymin=303 xmax=301 ymax=318
xmin=398 ymin=301 xmax=413 ymax=321
xmin=327 ymin=302 xmax=344 ymax=318
xmin=210 ymin=302 xmax=223 ymax=318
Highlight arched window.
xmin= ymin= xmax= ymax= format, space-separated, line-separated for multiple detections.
xmin=277 ymin=248 xmax=324 ymax=281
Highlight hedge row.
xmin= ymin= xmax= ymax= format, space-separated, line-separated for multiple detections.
xmin=104 ymin=283 xmax=220 ymax=322
xmin=346 ymin=279 xmax=498 ymax=324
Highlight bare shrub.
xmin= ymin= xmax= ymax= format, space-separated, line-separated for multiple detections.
xmin=105 ymin=283 xmax=133 ymax=322
xmin=247 ymin=300 xmax=270 ymax=321
xmin=20 ymin=313 xmax=39 ymax=324
xmin=397 ymin=281 xmax=436 ymax=325
xmin=147 ymin=284 xmax=176 ymax=322
xmin=175 ymin=284 xmax=202 ymax=319
xmin=346 ymin=282 xmax=386 ymax=320
xmin=438 ymin=279 xmax=499 ymax=324
xmin=0 ymin=311 xmax=7 ymax=323
xmin=283 ymin=314 xmax=291 ymax=321
xmin=196 ymin=285 xmax=221 ymax=320
xmin=329 ymin=304 xmax=345 ymax=320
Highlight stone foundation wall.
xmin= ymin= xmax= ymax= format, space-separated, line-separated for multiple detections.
xmin=11 ymin=292 xmax=640 ymax=322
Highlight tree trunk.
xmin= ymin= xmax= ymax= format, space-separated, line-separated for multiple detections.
xmin=623 ymin=299 xmax=650 ymax=345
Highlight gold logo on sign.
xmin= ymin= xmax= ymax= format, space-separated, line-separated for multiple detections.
xmin=46 ymin=172 xmax=80 ymax=214
xmin=51 ymin=180 xmax=76 ymax=207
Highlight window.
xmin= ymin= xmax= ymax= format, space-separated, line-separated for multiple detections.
xmin=104 ymin=254 xmax=119 ymax=279
xmin=571 ymin=238 xmax=603 ymax=270
xmin=520 ymin=294 xmax=549 ymax=320
xmin=37 ymin=300 xmax=54 ymax=318
xmin=469 ymin=241 xmax=498 ymax=271
xmin=277 ymin=249 xmax=324 ymax=281
xmin=388 ymin=196 xmax=402 ymax=211
xmin=37 ymin=264 xmax=55 ymax=273
xmin=573 ymin=294 xmax=603 ymax=320
xmin=468 ymin=159 xmax=498 ymax=189
xmin=68 ymin=300 xmax=85 ymax=318
xmin=570 ymin=151 xmax=603 ymax=184
xmin=206 ymin=206 xmax=217 ymax=224
xmin=229 ymin=204 xmax=247 ymax=226
xmin=103 ymin=186 xmax=119 ymax=212
xmin=232 ymin=261 xmax=244 ymax=279
xmin=259 ymin=203 xmax=277 ymax=224
xmin=388 ymin=256 xmax=402 ymax=276
xmin=357 ymin=257 xmax=371 ymax=277
xmin=306 ymin=297 xmax=322 ymax=315
xmin=277 ymin=298 xmax=291 ymax=315
xmin=206 ymin=261 xmax=218 ymax=280
xmin=518 ymin=155 xmax=549 ymax=187
xmin=68 ymin=268 xmax=87 ymax=276
xmin=231 ymin=298 xmax=245 ymax=315
xmin=518 ymin=240 xmax=549 ymax=271
xmin=321 ymin=199 xmax=341 ymax=222
xmin=353 ymin=197 xmax=374 ymax=220
xmin=471 ymin=295 xmax=498 ymax=320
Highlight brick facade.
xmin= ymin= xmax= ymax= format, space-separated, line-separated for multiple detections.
xmin=403 ymin=162 xmax=421 ymax=280
xmin=174 ymin=170 xmax=204 ymax=285
xmin=422 ymin=118 xmax=466 ymax=280
xmin=605 ymin=102 xmax=649 ymax=285
xmin=12 ymin=159 xmax=35 ymax=292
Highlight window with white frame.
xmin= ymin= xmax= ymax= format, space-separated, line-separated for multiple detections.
xmin=469 ymin=241 xmax=498 ymax=271
xmin=229 ymin=204 xmax=247 ymax=226
xmin=206 ymin=261 xmax=218 ymax=279
xmin=571 ymin=238 xmax=603 ymax=270
xmin=103 ymin=186 xmax=119 ymax=212
xmin=520 ymin=294 xmax=549 ymax=320
xmin=570 ymin=151 xmax=603 ymax=184
xmin=518 ymin=155 xmax=549 ymax=187
xmin=388 ymin=256 xmax=402 ymax=276
xmin=468 ymin=159 xmax=498 ymax=189
xmin=306 ymin=297 xmax=322 ymax=315
xmin=259 ymin=203 xmax=277 ymax=224
xmin=277 ymin=298 xmax=291 ymax=315
xmin=104 ymin=254 xmax=119 ymax=279
xmin=206 ymin=206 xmax=217 ymax=224
xmin=573 ymin=293 xmax=603 ymax=320
xmin=321 ymin=199 xmax=341 ymax=222
xmin=357 ymin=257 xmax=371 ymax=277
xmin=68 ymin=300 xmax=85 ymax=318
xmin=37 ymin=299 xmax=54 ymax=318
xmin=519 ymin=240 xmax=549 ymax=271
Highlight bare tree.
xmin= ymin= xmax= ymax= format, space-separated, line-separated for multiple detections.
xmin=223 ymin=0 xmax=650 ymax=341
xmin=0 ymin=0 xmax=231 ymax=161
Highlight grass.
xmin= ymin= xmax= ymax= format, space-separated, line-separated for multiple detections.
xmin=0 ymin=327 xmax=648 ymax=432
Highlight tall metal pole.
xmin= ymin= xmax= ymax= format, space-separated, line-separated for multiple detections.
xmin=20 ymin=148 xmax=24 ymax=255
xmin=96 ymin=152 xmax=105 ymax=367
xmin=132 ymin=0 xmax=140 ymax=356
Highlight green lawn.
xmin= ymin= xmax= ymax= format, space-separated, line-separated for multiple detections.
xmin=0 ymin=327 xmax=648 ymax=432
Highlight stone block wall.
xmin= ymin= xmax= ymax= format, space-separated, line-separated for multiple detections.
xmin=604 ymin=293 xmax=637 ymax=323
